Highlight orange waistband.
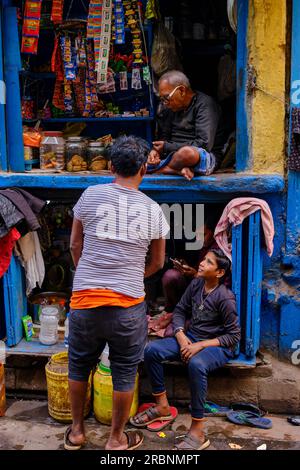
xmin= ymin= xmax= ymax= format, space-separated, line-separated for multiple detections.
xmin=70 ymin=289 xmax=144 ymax=309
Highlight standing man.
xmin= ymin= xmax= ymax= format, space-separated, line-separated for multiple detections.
xmin=148 ymin=70 xmax=225 ymax=180
xmin=65 ymin=136 xmax=169 ymax=451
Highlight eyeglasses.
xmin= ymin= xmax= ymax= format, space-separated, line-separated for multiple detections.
xmin=160 ymin=85 xmax=182 ymax=104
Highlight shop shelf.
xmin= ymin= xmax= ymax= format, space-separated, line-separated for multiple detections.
xmin=42 ymin=115 xmax=154 ymax=122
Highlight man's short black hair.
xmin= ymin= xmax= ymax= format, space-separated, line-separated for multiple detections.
xmin=209 ymin=248 xmax=231 ymax=282
xmin=109 ymin=135 xmax=150 ymax=177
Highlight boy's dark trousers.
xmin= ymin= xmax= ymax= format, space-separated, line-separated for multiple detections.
xmin=144 ymin=333 xmax=234 ymax=418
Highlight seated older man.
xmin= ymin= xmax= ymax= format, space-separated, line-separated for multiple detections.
xmin=148 ymin=70 xmax=225 ymax=180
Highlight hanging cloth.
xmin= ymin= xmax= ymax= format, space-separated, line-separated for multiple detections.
xmin=0 ymin=228 xmax=21 ymax=278
xmin=214 ymin=197 xmax=274 ymax=261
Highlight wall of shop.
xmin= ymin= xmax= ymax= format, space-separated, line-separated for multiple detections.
xmin=247 ymin=0 xmax=287 ymax=174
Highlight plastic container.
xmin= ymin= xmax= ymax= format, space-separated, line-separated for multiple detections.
xmin=0 ymin=363 xmax=6 ymax=417
xmin=40 ymin=131 xmax=65 ymax=170
xmin=45 ymin=352 xmax=92 ymax=423
xmin=39 ymin=306 xmax=59 ymax=345
xmin=87 ymin=142 xmax=107 ymax=171
xmin=66 ymin=137 xmax=88 ymax=172
xmin=21 ymin=96 xmax=35 ymax=120
xmin=64 ymin=313 xmax=69 ymax=348
xmin=93 ymin=365 xmax=139 ymax=425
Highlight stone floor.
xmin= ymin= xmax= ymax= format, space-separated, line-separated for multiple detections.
xmin=0 ymin=399 xmax=300 ymax=451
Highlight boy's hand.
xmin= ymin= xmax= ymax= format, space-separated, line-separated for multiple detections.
xmin=175 ymin=263 xmax=197 ymax=279
xmin=148 ymin=149 xmax=161 ymax=165
xmin=180 ymin=342 xmax=205 ymax=363
xmin=175 ymin=330 xmax=192 ymax=349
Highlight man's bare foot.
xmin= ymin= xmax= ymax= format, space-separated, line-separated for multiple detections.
xmin=105 ymin=433 xmax=128 ymax=450
xmin=181 ymin=167 xmax=194 ymax=181
xmin=105 ymin=430 xmax=144 ymax=450
xmin=69 ymin=429 xmax=85 ymax=446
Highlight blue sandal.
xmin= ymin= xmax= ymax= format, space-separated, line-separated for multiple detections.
xmin=203 ymin=401 xmax=231 ymax=417
xmin=226 ymin=410 xmax=272 ymax=429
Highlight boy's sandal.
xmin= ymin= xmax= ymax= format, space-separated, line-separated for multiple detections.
xmin=226 ymin=411 xmax=272 ymax=429
xmin=124 ymin=430 xmax=144 ymax=450
xmin=147 ymin=406 xmax=178 ymax=432
xmin=129 ymin=405 xmax=173 ymax=428
xmin=64 ymin=426 xmax=84 ymax=451
xmin=204 ymin=401 xmax=231 ymax=417
xmin=230 ymin=402 xmax=266 ymax=417
xmin=173 ymin=434 xmax=210 ymax=451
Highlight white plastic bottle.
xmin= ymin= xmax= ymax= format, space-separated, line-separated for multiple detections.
xmin=64 ymin=313 xmax=69 ymax=348
xmin=39 ymin=306 xmax=59 ymax=345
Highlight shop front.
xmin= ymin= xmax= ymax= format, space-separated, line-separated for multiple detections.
xmin=0 ymin=0 xmax=290 ymax=367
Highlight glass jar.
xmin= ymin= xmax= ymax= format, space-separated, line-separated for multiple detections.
xmin=87 ymin=142 xmax=107 ymax=171
xmin=66 ymin=137 xmax=88 ymax=172
xmin=40 ymin=131 xmax=65 ymax=170
xmin=39 ymin=306 xmax=59 ymax=345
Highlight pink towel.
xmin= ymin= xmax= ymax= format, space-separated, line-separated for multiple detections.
xmin=214 ymin=197 xmax=274 ymax=261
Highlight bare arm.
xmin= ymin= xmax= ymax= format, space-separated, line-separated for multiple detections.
xmin=144 ymin=238 xmax=166 ymax=278
xmin=70 ymin=217 xmax=83 ymax=268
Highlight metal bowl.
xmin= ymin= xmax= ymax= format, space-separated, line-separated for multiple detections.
xmin=28 ymin=291 xmax=70 ymax=305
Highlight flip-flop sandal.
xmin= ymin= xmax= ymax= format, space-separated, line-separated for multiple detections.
xmin=129 ymin=405 xmax=173 ymax=428
xmin=226 ymin=411 xmax=272 ymax=429
xmin=231 ymin=402 xmax=266 ymax=417
xmin=124 ymin=430 xmax=144 ymax=450
xmin=287 ymin=416 xmax=300 ymax=426
xmin=147 ymin=406 xmax=178 ymax=432
xmin=173 ymin=434 xmax=210 ymax=451
xmin=64 ymin=425 xmax=84 ymax=451
xmin=203 ymin=401 xmax=232 ymax=417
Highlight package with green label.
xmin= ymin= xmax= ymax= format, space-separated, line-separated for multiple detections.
xmin=22 ymin=315 xmax=35 ymax=341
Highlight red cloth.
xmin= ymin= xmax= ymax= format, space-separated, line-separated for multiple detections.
xmin=0 ymin=228 xmax=21 ymax=278
xmin=214 ymin=197 xmax=274 ymax=261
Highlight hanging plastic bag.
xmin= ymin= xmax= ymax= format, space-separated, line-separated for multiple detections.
xmin=151 ymin=22 xmax=182 ymax=77
xmin=23 ymin=127 xmax=42 ymax=148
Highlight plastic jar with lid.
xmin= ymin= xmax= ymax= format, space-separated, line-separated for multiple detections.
xmin=87 ymin=142 xmax=107 ymax=171
xmin=39 ymin=306 xmax=59 ymax=345
xmin=40 ymin=131 xmax=65 ymax=170
xmin=66 ymin=137 xmax=88 ymax=172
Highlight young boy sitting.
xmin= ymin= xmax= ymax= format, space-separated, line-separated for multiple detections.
xmin=130 ymin=249 xmax=241 ymax=450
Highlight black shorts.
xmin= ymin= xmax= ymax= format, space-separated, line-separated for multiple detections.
xmin=68 ymin=302 xmax=148 ymax=391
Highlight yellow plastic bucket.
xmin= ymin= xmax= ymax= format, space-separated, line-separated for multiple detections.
xmin=45 ymin=351 xmax=92 ymax=423
xmin=0 ymin=363 xmax=6 ymax=417
xmin=93 ymin=366 xmax=139 ymax=425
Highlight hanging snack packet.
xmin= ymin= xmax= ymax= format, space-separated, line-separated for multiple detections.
xmin=119 ymin=71 xmax=128 ymax=90
xmin=143 ymin=65 xmax=152 ymax=84
xmin=22 ymin=315 xmax=35 ymax=341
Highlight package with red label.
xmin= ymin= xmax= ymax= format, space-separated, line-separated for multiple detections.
xmin=21 ymin=0 xmax=42 ymax=54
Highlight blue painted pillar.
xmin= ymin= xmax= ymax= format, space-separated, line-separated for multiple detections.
xmin=0 ymin=4 xmax=7 ymax=171
xmin=2 ymin=4 xmax=24 ymax=172
xmin=236 ymin=0 xmax=250 ymax=172
xmin=280 ymin=0 xmax=300 ymax=358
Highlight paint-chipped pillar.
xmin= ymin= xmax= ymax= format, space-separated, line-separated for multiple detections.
xmin=247 ymin=0 xmax=286 ymax=174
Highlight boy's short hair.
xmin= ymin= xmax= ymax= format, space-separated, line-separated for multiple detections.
xmin=209 ymin=248 xmax=231 ymax=282
xmin=109 ymin=135 xmax=150 ymax=177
